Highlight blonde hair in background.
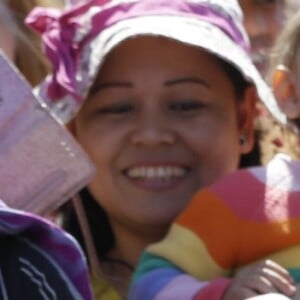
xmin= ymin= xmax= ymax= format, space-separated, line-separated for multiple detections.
xmin=1 ymin=0 xmax=63 ymax=86
xmin=269 ymin=10 xmax=300 ymax=79
xmin=0 ymin=1 xmax=18 ymax=40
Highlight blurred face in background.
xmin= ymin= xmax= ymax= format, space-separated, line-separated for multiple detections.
xmin=239 ymin=0 xmax=285 ymax=76
xmin=0 ymin=22 xmax=16 ymax=61
xmin=0 ymin=3 xmax=16 ymax=62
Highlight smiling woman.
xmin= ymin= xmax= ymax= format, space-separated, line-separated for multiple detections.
xmin=74 ymin=36 xmax=252 ymax=233
xmin=26 ymin=0 xmax=289 ymax=299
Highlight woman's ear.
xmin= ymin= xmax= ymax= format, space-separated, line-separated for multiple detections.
xmin=272 ymin=65 xmax=299 ymax=119
xmin=238 ymin=86 xmax=257 ymax=154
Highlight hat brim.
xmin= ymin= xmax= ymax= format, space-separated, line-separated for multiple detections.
xmin=39 ymin=14 xmax=287 ymax=124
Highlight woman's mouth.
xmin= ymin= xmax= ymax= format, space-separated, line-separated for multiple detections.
xmin=123 ymin=165 xmax=189 ymax=190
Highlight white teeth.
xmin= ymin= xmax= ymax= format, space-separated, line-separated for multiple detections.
xmin=127 ymin=166 xmax=186 ymax=179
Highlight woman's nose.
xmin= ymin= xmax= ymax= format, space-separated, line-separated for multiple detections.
xmin=130 ymin=115 xmax=175 ymax=147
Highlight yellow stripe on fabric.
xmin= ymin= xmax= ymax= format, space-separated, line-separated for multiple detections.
xmin=261 ymin=245 xmax=300 ymax=269
xmin=147 ymin=223 xmax=229 ymax=280
xmin=90 ymin=274 xmax=121 ymax=300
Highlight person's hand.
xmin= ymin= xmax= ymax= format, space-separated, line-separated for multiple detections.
xmin=222 ymin=260 xmax=296 ymax=300
xmin=291 ymin=283 xmax=300 ymax=300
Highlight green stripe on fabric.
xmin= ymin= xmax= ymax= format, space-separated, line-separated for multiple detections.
xmin=132 ymin=251 xmax=179 ymax=283
xmin=288 ymin=268 xmax=300 ymax=282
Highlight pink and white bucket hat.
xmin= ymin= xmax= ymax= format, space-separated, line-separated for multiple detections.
xmin=26 ymin=0 xmax=286 ymax=124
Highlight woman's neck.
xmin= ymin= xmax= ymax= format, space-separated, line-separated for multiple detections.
xmin=101 ymin=221 xmax=169 ymax=297
xmin=110 ymin=220 xmax=168 ymax=266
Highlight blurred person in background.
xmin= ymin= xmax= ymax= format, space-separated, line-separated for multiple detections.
xmin=239 ymin=0 xmax=286 ymax=77
xmin=238 ymin=0 xmax=299 ymax=166
xmin=286 ymin=0 xmax=300 ymax=19
xmin=0 ymin=0 xmax=63 ymax=86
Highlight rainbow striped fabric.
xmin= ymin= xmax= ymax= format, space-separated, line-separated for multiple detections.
xmin=129 ymin=154 xmax=300 ymax=299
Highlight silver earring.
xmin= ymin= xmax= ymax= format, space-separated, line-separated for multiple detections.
xmin=239 ymin=136 xmax=247 ymax=147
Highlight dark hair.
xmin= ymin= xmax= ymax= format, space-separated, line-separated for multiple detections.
xmin=217 ymin=57 xmax=250 ymax=100
xmin=62 ymin=188 xmax=115 ymax=261
xmin=217 ymin=57 xmax=262 ymax=167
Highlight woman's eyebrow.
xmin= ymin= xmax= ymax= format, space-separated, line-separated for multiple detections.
xmin=164 ymin=77 xmax=210 ymax=88
xmin=90 ymin=81 xmax=133 ymax=94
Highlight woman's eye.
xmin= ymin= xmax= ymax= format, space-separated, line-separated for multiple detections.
xmin=95 ymin=103 xmax=133 ymax=115
xmin=169 ymin=101 xmax=205 ymax=112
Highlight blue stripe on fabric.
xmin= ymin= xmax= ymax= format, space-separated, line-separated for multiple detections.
xmin=129 ymin=267 xmax=183 ymax=300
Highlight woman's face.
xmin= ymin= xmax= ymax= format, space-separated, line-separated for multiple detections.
xmin=73 ymin=37 xmax=255 ymax=231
